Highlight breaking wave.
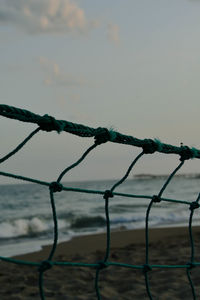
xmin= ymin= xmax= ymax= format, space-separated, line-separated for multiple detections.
xmin=0 ymin=217 xmax=66 ymax=239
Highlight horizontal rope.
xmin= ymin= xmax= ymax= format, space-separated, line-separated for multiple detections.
xmin=0 ymin=104 xmax=200 ymax=158
xmin=0 ymin=171 xmax=192 ymax=205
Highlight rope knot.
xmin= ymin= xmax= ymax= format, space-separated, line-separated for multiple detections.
xmin=187 ymin=262 xmax=195 ymax=270
xmin=38 ymin=114 xmax=65 ymax=133
xmin=104 ymin=190 xmax=114 ymax=200
xmin=142 ymin=139 xmax=158 ymax=154
xmin=152 ymin=195 xmax=161 ymax=203
xmin=97 ymin=260 xmax=108 ymax=270
xmin=179 ymin=146 xmax=194 ymax=161
xmin=49 ymin=181 xmax=63 ymax=193
xmin=94 ymin=127 xmax=111 ymax=145
xmin=190 ymin=201 xmax=200 ymax=211
xmin=38 ymin=260 xmax=53 ymax=273
xmin=143 ymin=264 xmax=152 ymax=273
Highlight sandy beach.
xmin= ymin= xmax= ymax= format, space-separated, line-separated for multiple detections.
xmin=0 ymin=226 xmax=200 ymax=299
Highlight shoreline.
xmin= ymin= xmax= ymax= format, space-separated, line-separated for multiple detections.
xmin=1 ymin=226 xmax=200 ymax=299
xmin=12 ymin=225 xmax=198 ymax=261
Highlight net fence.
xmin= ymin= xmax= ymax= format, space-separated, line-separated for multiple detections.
xmin=0 ymin=104 xmax=200 ymax=299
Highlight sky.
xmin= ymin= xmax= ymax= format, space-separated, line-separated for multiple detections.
xmin=1 ymin=0 xmax=200 ymax=184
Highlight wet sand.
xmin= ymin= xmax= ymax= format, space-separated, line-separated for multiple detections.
xmin=0 ymin=226 xmax=200 ymax=299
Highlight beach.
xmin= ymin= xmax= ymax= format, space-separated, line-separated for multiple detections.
xmin=1 ymin=226 xmax=200 ymax=299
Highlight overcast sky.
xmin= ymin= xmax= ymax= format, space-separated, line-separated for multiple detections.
xmin=1 ymin=0 xmax=200 ymax=184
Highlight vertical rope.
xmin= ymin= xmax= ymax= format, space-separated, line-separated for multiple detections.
xmin=0 ymin=128 xmax=40 ymax=164
xmin=39 ymin=271 xmax=45 ymax=300
xmin=57 ymin=143 xmax=98 ymax=183
xmin=144 ymin=160 xmax=185 ymax=299
xmin=186 ymin=193 xmax=200 ymax=299
xmin=48 ymin=188 xmax=59 ymax=261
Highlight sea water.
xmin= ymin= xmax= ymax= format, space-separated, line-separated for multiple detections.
xmin=0 ymin=175 xmax=200 ymax=257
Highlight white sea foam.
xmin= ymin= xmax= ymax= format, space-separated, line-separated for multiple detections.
xmin=0 ymin=216 xmax=70 ymax=239
xmin=0 ymin=217 xmax=49 ymax=238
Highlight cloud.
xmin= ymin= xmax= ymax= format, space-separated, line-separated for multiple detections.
xmin=39 ymin=56 xmax=85 ymax=86
xmin=0 ymin=0 xmax=94 ymax=34
xmin=107 ymin=23 xmax=120 ymax=45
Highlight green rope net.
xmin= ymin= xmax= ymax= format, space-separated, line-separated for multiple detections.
xmin=0 ymin=104 xmax=200 ymax=299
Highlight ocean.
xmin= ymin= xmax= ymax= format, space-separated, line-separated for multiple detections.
xmin=0 ymin=175 xmax=200 ymax=257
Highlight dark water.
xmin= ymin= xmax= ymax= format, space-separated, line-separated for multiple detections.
xmin=0 ymin=175 xmax=200 ymax=257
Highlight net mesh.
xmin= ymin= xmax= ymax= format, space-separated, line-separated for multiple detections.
xmin=0 ymin=104 xmax=200 ymax=299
